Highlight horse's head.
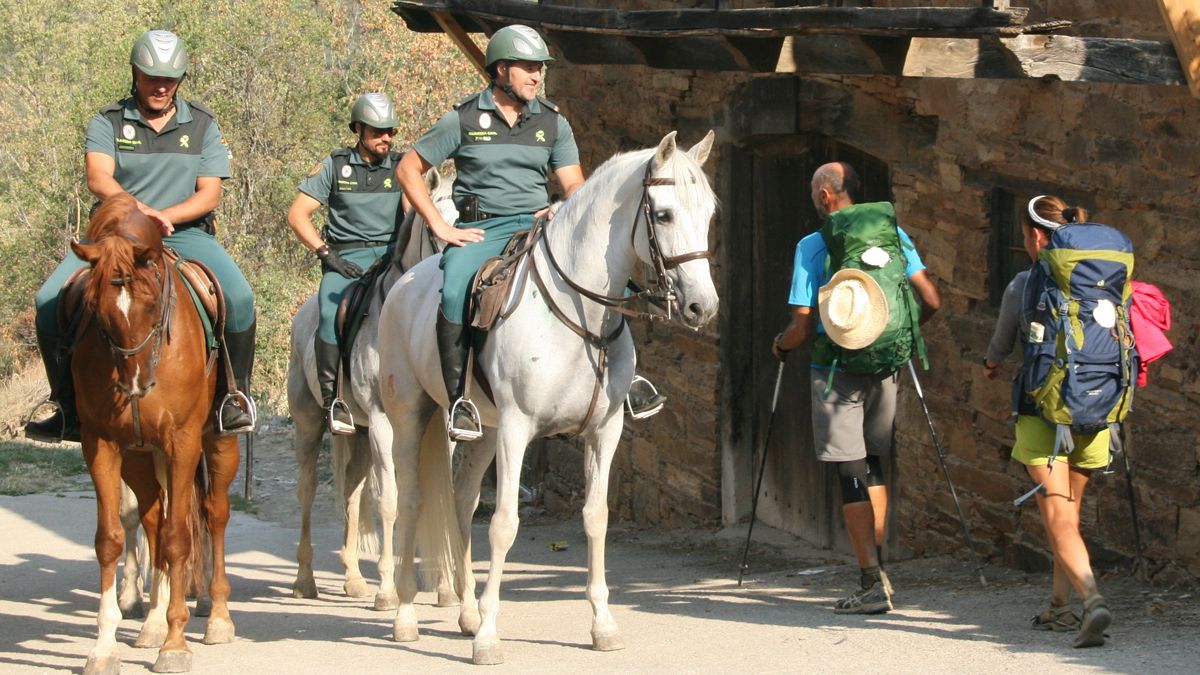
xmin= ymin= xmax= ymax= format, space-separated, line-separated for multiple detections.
xmin=636 ymin=130 xmax=719 ymax=329
xmin=70 ymin=193 xmax=168 ymax=397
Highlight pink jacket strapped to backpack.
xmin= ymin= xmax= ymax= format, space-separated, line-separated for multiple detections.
xmin=1130 ymin=280 xmax=1173 ymax=387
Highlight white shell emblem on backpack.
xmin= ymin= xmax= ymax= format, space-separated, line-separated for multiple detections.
xmin=1092 ymin=299 xmax=1117 ymax=328
xmin=861 ymin=246 xmax=891 ymax=268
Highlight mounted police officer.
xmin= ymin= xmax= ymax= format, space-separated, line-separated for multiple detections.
xmin=26 ymin=29 xmax=256 ymax=442
xmin=397 ymin=24 xmax=666 ymax=442
xmin=287 ymin=93 xmax=406 ymax=435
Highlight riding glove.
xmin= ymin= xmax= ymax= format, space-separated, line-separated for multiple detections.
xmin=316 ymin=244 xmax=364 ymax=278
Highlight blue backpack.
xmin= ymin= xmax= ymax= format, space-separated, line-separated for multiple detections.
xmin=1013 ymin=222 xmax=1138 ymax=503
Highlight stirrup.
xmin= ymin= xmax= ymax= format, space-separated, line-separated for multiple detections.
xmin=217 ymin=390 xmax=257 ymax=435
xmin=24 ymin=398 xmax=67 ymax=442
xmin=447 ymin=397 xmax=482 ymax=442
xmin=625 ymin=375 xmax=665 ymax=420
xmin=327 ymin=398 xmax=356 ymax=435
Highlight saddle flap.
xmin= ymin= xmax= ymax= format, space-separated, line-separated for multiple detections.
xmin=470 ymin=230 xmax=533 ymax=332
xmin=169 ymin=250 xmax=225 ymax=331
xmin=335 ymin=280 xmax=371 ymax=347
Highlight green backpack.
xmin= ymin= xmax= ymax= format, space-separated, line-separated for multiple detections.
xmin=811 ymin=202 xmax=927 ymax=377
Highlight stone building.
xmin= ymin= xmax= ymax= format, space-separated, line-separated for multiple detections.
xmin=393 ymin=1 xmax=1200 ymax=582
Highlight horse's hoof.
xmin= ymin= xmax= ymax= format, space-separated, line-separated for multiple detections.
xmin=134 ymin=625 xmax=167 ymax=649
xmin=373 ymin=592 xmax=399 ymax=611
xmin=203 ymin=617 xmax=236 ymax=645
xmin=120 ymin=599 xmax=146 ymax=620
xmin=437 ymin=588 xmax=461 ymax=608
xmin=592 ymin=630 xmax=626 ymax=652
xmin=472 ymin=640 xmax=504 ymax=666
xmin=392 ymin=622 xmax=419 ymax=643
xmin=151 ymin=649 xmax=192 ymax=673
xmin=344 ymin=578 xmax=372 ymax=598
xmin=292 ymin=577 xmax=318 ymax=599
xmin=459 ymin=609 xmax=481 ymax=636
xmin=193 ymin=597 xmax=212 ymax=617
xmin=83 ymin=653 xmax=121 ymax=675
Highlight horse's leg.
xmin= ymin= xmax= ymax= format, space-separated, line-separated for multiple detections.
xmin=124 ymin=452 xmax=170 ymax=650
xmin=200 ymin=433 xmax=239 ymax=645
xmin=118 ymin=480 xmax=146 ymax=619
xmin=335 ymin=433 xmax=372 ymax=598
xmin=582 ymin=417 xmax=625 ymax=651
xmin=151 ymin=442 xmax=201 ymax=673
xmin=450 ymin=433 xmax=497 ymax=635
xmin=82 ymin=436 xmax=126 ymax=675
xmin=366 ymin=413 xmax=399 ymax=610
xmin=291 ymin=399 xmax=324 ymax=599
xmin=472 ymin=421 xmax=533 ymax=666
xmin=388 ymin=404 xmax=432 ymax=641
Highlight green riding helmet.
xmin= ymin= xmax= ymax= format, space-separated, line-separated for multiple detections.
xmin=484 ymin=25 xmax=554 ymax=68
xmin=349 ymin=92 xmax=400 ymax=132
xmin=130 ymin=30 xmax=189 ymax=78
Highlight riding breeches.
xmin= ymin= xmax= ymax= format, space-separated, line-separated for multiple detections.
xmin=317 ymin=244 xmax=388 ymax=343
xmin=34 ymin=227 xmax=256 ymax=383
xmin=439 ymin=213 xmax=532 ymax=325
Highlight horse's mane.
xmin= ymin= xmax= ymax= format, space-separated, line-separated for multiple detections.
xmin=82 ymin=194 xmax=162 ymax=310
xmin=562 ymin=140 xmax=716 ymax=223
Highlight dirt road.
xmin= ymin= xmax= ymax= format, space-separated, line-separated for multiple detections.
xmin=1 ymin=422 xmax=1196 ymax=673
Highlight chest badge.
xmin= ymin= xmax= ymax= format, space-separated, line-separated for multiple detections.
xmin=384 ymin=177 xmax=393 ymax=189
xmin=179 ymin=134 xmax=190 ymax=148
xmin=341 ymin=165 xmax=353 ymax=178
xmin=479 ymin=113 xmax=492 ymax=130
xmin=122 ymin=124 xmax=136 ymax=140
xmin=535 ymin=130 xmax=546 ymax=143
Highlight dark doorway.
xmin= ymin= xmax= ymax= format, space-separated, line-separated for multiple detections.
xmin=724 ymin=134 xmax=891 ymax=550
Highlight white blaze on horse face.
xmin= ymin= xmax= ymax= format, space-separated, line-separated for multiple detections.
xmin=116 ymin=287 xmax=132 ymax=325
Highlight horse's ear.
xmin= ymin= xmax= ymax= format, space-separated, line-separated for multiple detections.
xmin=653 ymin=131 xmax=679 ymax=169
xmin=687 ymin=130 xmax=715 ymax=167
xmin=71 ymin=240 xmax=101 ymax=265
xmin=424 ymin=167 xmax=440 ymax=193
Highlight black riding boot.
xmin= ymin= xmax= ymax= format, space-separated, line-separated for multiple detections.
xmin=25 ymin=348 xmax=80 ymax=443
xmin=626 ymin=375 xmax=667 ymax=419
xmin=316 ymin=338 xmax=355 ymax=435
xmin=436 ymin=312 xmax=481 ymax=441
xmin=218 ymin=321 xmax=256 ymax=435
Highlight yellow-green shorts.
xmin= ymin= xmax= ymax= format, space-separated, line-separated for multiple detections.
xmin=1012 ymin=415 xmax=1111 ymax=470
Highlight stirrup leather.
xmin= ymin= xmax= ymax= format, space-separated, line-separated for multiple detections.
xmin=217 ymin=390 xmax=257 ymax=435
xmin=327 ymin=398 xmax=356 ymax=435
xmin=625 ymin=375 xmax=664 ymax=420
xmin=447 ymin=397 xmax=483 ymax=441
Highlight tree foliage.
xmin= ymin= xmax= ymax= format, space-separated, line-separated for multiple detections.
xmin=0 ymin=0 xmax=482 ymax=405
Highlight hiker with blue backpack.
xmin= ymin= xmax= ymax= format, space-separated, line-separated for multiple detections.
xmin=983 ymin=194 xmax=1137 ymax=648
xmin=773 ymin=162 xmax=941 ymax=614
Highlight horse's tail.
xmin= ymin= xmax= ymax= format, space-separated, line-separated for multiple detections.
xmin=333 ymin=436 xmax=380 ymax=559
xmin=185 ymin=463 xmax=211 ymax=599
xmin=415 ymin=413 xmax=462 ymax=592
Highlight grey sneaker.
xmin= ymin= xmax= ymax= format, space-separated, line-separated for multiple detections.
xmin=833 ymin=583 xmax=892 ymax=615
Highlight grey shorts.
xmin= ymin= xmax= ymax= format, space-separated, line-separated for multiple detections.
xmin=810 ymin=368 xmax=899 ymax=463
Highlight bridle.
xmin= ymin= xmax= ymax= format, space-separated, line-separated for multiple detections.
xmin=94 ymin=234 xmax=177 ymax=447
xmin=528 ymin=156 xmax=712 ymax=434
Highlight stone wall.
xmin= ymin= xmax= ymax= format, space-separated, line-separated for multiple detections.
xmin=531 ymin=0 xmax=1199 ymax=581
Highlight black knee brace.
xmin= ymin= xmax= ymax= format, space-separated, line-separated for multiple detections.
xmin=838 ymin=458 xmax=871 ymax=504
xmin=864 ymin=454 xmax=886 ymax=488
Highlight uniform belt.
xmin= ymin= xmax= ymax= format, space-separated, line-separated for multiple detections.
xmin=459 ymin=209 xmax=498 ymax=223
xmin=328 ymin=240 xmax=389 ymax=251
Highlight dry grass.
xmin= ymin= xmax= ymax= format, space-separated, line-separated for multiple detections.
xmin=0 ymin=362 xmax=49 ymax=440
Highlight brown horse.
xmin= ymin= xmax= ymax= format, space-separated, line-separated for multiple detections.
xmin=69 ymin=193 xmax=239 ymax=674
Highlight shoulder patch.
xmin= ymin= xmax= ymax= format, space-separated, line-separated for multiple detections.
xmin=537 ymin=96 xmax=560 ymax=113
xmin=187 ymin=100 xmax=217 ymax=119
xmin=307 ymin=162 xmax=323 ymax=177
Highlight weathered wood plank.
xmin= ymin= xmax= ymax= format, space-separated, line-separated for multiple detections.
xmin=1155 ymin=0 xmax=1200 ymax=97
xmin=905 ymin=36 xmax=1186 ymax=85
xmin=430 ymin=11 xmax=487 ymax=81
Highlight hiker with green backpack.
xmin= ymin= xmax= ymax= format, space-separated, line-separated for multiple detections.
xmin=983 ymin=194 xmax=1136 ymax=648
xmin=773 ymin=162 xmax=941 ymax=614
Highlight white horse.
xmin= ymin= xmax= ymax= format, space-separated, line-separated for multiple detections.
xmin=287 ymin=169 xmax=456 ymax=609
xmin=378 ymin=130 xmax=719 ymax=665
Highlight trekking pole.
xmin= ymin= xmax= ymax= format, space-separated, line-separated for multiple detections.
xmin=1119 ymin=423 xmax=1146 ymax=580
xmin=906 ymin=361 xmax=987 ymax=587
xmin=737 ymin=360 xmax=786 ymax=587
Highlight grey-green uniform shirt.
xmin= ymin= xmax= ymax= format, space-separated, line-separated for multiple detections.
xmin=297 ymin=148 xmax=405 ymax=243
xmin=84 ymin=97 xmax=231 ymax=215
xmin=412 ymin=87 xmax=579 ymax=216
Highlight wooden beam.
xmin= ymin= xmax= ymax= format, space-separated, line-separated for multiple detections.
xmin=430 ymin=10 xmax=488 ymax=82
xmin=1155 ymin=0 xmax=1200 ymax=97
